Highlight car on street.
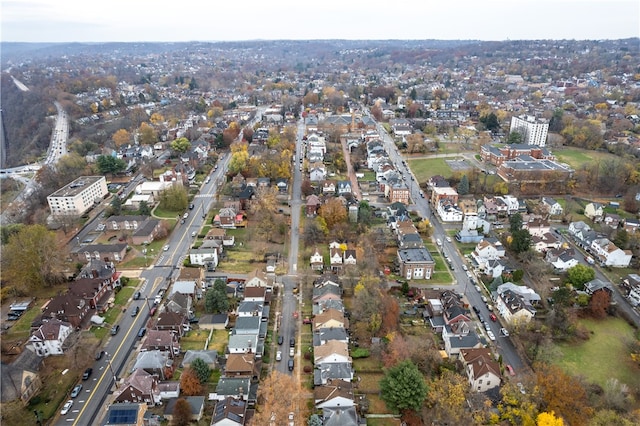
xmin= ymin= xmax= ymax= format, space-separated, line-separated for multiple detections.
xmin=278 ymin=335 xmax=283 ymax=345
xmin=288 ymin=359 xmax=294 ymax=371
xmin=95 ymin=350 xmax=104 ymax=360
xmin=462 ymin=264 xmax=468 ymax=271
xmin=70 ymin=384 xmax=83 ymax=398
xmin=472 ymin=305 xmax=480 ymax=314
xmin=289 ymin=347 xmax=295 ymax=357
xmin=500 ymin=327 xmax=509 ymax=337
xmin=82 ymin=368 xmax=93 ymax=380
xmin=446 ymin=236 xmax=452 ymax=242
xmin=163 ymin=244 xmax=170 ymax=251
xmin=506 ymin=364 xmax=515 ymax=376
xmin=481 ymin=295 xmax=488 ymax=303
xmin=276 ymin=351 xmax=282 ymax=361
xmin=191 ymin=231 xmax=197 ymax=237
xmin=131 ymin=306 xmax=140 ymax=317
xmin=138 ymin=327 xmax=146 ymax=338
xmin=189 ymin=203 xmax=194 ymax=210
xmin=487 ymin=330 xmax=496 ymax=341
xmin=111 ymin=324 xmax=120 ymax=335
xmin=490 ymin=313 xmax=497 ymax=322
xmin=61 ymin=400 xmax=73 ymax=415
xmin=183 ymin=212 xmax=189 ymax=219
xmin=133 ymin=291 xmax=141 ymax=300
xmin=289 ymin=337 xmax=295 ymax=347
xmin=474 ymin=285 xmax=482 ymax=292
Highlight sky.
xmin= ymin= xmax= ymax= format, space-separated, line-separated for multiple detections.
xmin=1 ymin=0 xmax=639 ymax=43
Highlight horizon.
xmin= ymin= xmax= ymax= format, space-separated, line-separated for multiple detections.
xmin=2 ymin=0 xmax=638 ymax=44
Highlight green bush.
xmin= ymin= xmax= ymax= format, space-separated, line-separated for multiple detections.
xmin=351 ymin=348 xmax=371 ymax=359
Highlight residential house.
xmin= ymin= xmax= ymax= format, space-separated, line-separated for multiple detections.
xmin=329 ymin=246 xmax=343 ymax=271
xmin=227 ymin=333 xmax=259 ymax=355
xmin=27 ymin=319 xmax=73 ymax=357
xmin=157 ymin=381 xmax=180 ymax=400
xmin=112 ymin=368 xmax=161 ymax=406
xmin=603 ymin=213 xmax=622 ymax=229
xmin=459 ymin=348 xmax=502 ymax=392
xmin=237 ymin=301 xmax=264 ymax=318
xmin=590 ymin=238 xmax=633 ymax=267
xmin=309 ymin=165 xmax=327 ymax=182
xmin=310 ymin=248 xmax=324 ymax=271
xmin=437 ymin=199 xmax=463 ymax=222
xmin=211 ymin=397 xmax=247 ymax=426
xmin=322 ymin=181 xmax=336 ymax=195
xmin=313 ymin=309 xmax=349 ymax=331
xmin=430 ymin=186 xmax=459 ymax=207
xmin=470 ymin=238 xmax=505 ymax=271
xmin=584 ymin=279 xmax=613 ymax=296
xmin=624 ymin=218 xmax=639 ymax=234
xmin=164 ymin=396 xmax=205 ymax=423
xmin=623 ymin=274 xmax=640 ymax=307
xmin=198 ymin=313 xmax=229 ymax=331
xmin=104 ymin=403 xmax=146 ymax=426
xmin=584 ymin=202 xmax=604 ymax=222
xmin=313 ymin=299 xmax=345 ymax=316
xmin=40 ymin=293 xmax=91 ymax=329
xmin=314 ymin=362 xmax=354 ymax=386
xmin=306 ymin=195 xmax=321 ymax=217
xmin=73 ymin=243 xmax=128 ymax=263
xmin=545 ymin=247 xmax=579 ymax=271
xmin=531 ymin=232 xmax=561 ymax=253
xmin=245 ymin=269 xmax=269 ymax=288
xmin=213 ymin=377 xmax=254 ymax=402
xmin=155 ymin=312 xmax=189 ymax=337
xmin=224 ymin=353 xmax=260 ymax=380
xmin=105 ymin=215 xmax=149 ymax=232
xmin=495 ymin=288 xmax=537 ymax=326
xmin=314 ymin=341 xmax=351 ymax=365
xmin=313 ymin=327 xmax=349 ymax=347
xmin=69 ymin=276 xmax=113 ymax=313
xmin=314 ymin=379 xmax=355 ymax=409
xmin=522 ymin=216 xmax=550 ymax=238
xmin=131 ymin=350 xmax=172 ymax=381
xmin=234 ymin=316 xmax=261 ymax=336
xmin=165 ymin=292 xmax=193 ymax=319
xmin=322 ymin=406 xmax=358 ymax=426
xmin=0 ymin=349 xmax=42 ymax=404
xmin=442 ymin=322 xmax=483 ymax=358
xmin=397 ymin=247 xmax=435 ymax=280
xmin=337 ymin=181 xmax=352 ymax=196
xmin=170 ymin=280 xmax=197 ymax=298
xmin=189 ymin=246 xmax=219 ymax=268
xmin=343 ymin=249 xmax=356 ymax=266
xmin=541 ymin=197 xmax=563 ymax=216
xmin=141 ymin=330 xmax=180 ymax=357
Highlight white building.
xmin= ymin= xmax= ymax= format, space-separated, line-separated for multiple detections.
xmin=47 ymin=176 xmax=108 ymax=216
xmin=509 ymin=115 xmax=549 ymax=146
xmin=27 ymin=319 xmax=72 ymax=357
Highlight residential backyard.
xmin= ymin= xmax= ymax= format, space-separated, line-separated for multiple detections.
xmin=552 ymin=317 xmax=640 ymax=390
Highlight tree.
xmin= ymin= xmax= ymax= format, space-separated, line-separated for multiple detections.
xmin=171 ymin=398 xmax=192 ymax=426
xmin=250 ymin=371 xmax=307 ymax=426
xmin=190 ymin=358 xmax=211 ymax=384
xmin=613 ymin=228 xmax=629 ymax=249
xmin=426 ymin=370 xmax=472 ymax=425
xmin=318 ymin=197 xmax=347 ymax=231
xmin=458 ymin=174 xmax=469 ymax=195
xmin=204 ymin=287 xmax=229 ymax=314
xmin=138 ymin=200 xmax=151 ymax=216
xmin=479 ymin=112 xmax=500 ymax=132
xmin=158 ymin=185 xmax=188 ymax=212
xmin=308 ymin=414 xmax=323 ymax=426
xmin=112 ymin=129 xmax=131 ymax=148
xmin=138 ymin=122 xmax=157 ymax=145
xmin=588 ymin=290 xmax=611 ymax=319
xmin=170 ymin=137 xmax=191 ymax=154
xmin=96 ymin=155 xmax=127 ymax=175
xmin=508 ymin=131 xmax=524 ymax=144
xmin=1 ymin=224 xmax=67 ymax=292
xmin=358 ymin=201 xmax=372 ymax=225
xmin=180 ymin=368 xmax=202 ymax=396
xmin=110 ymin=195 xmax=122 ymax=215
xmin=379 ymin=360 xmax=428 ymax=413
xmin=509 ymin=213 xmax=523 ymax=233
xmin=537 ymin=411 xmax=565 ymax=426
xmin=566 ymin=264 xmax=595 ymax=290
xmin=534 ymin=362 xmax=593 ymax=425
xmin=511 ymin=229 xmax=532 ymax=254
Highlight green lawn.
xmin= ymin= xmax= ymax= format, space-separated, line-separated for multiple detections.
xmin=554 ymin=147 xmax=618 ymax=170
xmin=114 ymin=286 xmax=135 ymax=305
xmin=207 ymin=329 xmax=230 ymax=353
xmin=407 ymin=157 xmax=453 ymax=181
xmin=181 ymin=329 xmax=209 ymax=351
xmin=552 ymin=317 xmax=640 ymax=389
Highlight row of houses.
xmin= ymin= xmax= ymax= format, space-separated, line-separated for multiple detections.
xmin=310 ymin=273 xmax=361 ymax=426
xmin=568 ymin=221 xmax=633 ymax=267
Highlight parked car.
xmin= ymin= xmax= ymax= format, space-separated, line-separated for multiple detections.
xmin=70 ymin=384 xmax=83 ymax=398
xmin=500 ymin=327 xmax=509 ymax=337
xmin=131 ymin=306 xmax=140 ymax=317
xmin=276 ymin=351 xmax=282 ymax=361
xmin=487 ymin=330 xmax=496 ymax=341
xmin=278 ymin=335 xmax=283 ymax=345
xmin=111 ymin=324 xmax=120 ymax=335
xmin=288 ymin=359 xmax=294 ymax=371
xmin=95 ymin=350 xmax=104 ymax=360
xmin=506 ymin=364 xmax=515 ymax=376
xmin=163 ymin=244 xmax=170 ymax=251
xmin=138 ymin=327 xmax=146 ymax=338
xmin=82 ymin=368 xmax=93 ymax=380
xmin=133 ymin=291 xmax=141 ymax=300
xmin=61 ymin=400 xmax=73 ymax=415
xmin=289 ymin=337 xmax=295 ymax=347
xmin=183 ymin=212 xmax=189 ymax=219
xmin=189 ymin=203 xmax=194 ymax=210
xmin=289 ymin=347 xmax=295 ymax=357
xmin=490 ymin=313 xmax=497 ymax=322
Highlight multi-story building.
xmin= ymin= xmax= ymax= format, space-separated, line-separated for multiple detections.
xmin=509 ymin=115 xmax=549 ymax=146
xmin=47 ymin=176 xmax=108 ymax=216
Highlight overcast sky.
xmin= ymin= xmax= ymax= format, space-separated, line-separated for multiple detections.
xmin=2 ymin=0 xmax=638 ymax=43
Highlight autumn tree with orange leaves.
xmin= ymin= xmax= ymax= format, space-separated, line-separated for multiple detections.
xmin=534 ymin=362 xmax=593 ymax=425
xmin=250 ymin=371 xmax=307 ymax=426
xmin=180 ymin=368 xmax=202 ymax=396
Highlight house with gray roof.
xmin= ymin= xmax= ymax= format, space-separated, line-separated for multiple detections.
xmin=0 ymin=349 xmax=42 ymax=404
xmin=313 ymin=362 xmax=354 ymax=386
xmin=181 ymin=350 xmax=218 ymax=369
xmin=212 ymin=397 xmax=247 ymax=426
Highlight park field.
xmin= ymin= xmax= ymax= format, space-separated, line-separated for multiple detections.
xmin=552 ymin=317 xmax=640 ymax=390
xmin=553 ymin=147 xmax=618 ymax=170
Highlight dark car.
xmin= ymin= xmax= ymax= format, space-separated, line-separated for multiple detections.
xmin=289 ymin=338 xmax=295 ymax=348
xmin=70 ymin=384 xmax=83 ymax=398
xmin=133 ymin=291 xmax=141 ymax=300
xmin=278 ymin=335 xmax=284 ymax=345
xmin=95 ymin=350 xmax=104 ymax=360
xmin=472 ymin=306 xmax=480 ymax=315
xmin=110 ymin=324 xmax=120 ymax=335
xmin=131 ymin=306 xmax=140 ymax=317
xmin=138 ymin=327 xmax=146 ymax=338
xmin=189 ymin=203 xmax=195 ymax=210
xmin=82 ymin=368 xmax=93 ymax=380
xmin=288 ymin=359 xmax=294 ymax=371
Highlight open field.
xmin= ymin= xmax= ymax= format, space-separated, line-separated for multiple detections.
xmin=554 ymin=147 xmax=618 ymax=170
xmin=553 ymin=317 xmax=640 ymax=390
xmin=407 ymin=157 xmax=454 ymax=181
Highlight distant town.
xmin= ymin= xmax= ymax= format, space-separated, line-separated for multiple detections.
xmin=1 ymin=38 xmax=639 ymax=426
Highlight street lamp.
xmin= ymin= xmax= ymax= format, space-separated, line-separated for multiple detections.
xmin=105 ymin=352 xmax=118 ymax=388
xmin=144 ymin=297 xmax=152 ymax=312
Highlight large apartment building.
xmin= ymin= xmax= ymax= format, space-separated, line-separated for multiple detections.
xmin=509 ymin=115 xmax=549 ymax=146
xmin=47 ymin=176 xmax=108 ymax=216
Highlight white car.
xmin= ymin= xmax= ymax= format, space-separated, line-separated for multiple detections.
xmin=61 ymin=400 xmax=73 ymax=415
xmin=163 ymin=245 xmax=170 ymax=251
xmin=276 ymin=351 xmax=282 ymax=361
xmin=500 ymin=327 xmax=510 ymax=337
xmin=487 ymin=330 xmax=496 ymax=341
xmin=446 ymin=236 xmax=452 ymax=243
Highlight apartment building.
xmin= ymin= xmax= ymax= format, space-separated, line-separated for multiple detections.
xmin=509 ymin=115 xmax=549 ymax=146
xmin=47 ymin=176 xmax=108 ymax=216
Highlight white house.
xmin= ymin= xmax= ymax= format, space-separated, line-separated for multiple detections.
xmin=189 ymin=246 xmax=219 ymax=268
xmin=584 ymin=202 xmax=604 ymax=222
xmin=541 ymin=197 xmax=563 ymax=216
xmin=459 ymin=348 xmax=502 ymax=393
xmin=227 ymin=334 xmax=259 ymax=355
xmin=310 ymin=249 xmax=324 ymax=271
xmin=545 ymin=247 xmax=579 ymax=271
xmin=314 ymin=341 xmax=351 ymax=365
xmin=470 ymin=238 xmax=505 ymax=272
xmin=590 ymin=238 xmax=632 ymax=267
xmin=437 ymin=200 xmax=463 ymax=222
xmin=27 ymin=319 xmax=73 ymax=357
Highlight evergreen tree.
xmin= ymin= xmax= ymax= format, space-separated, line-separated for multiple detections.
xmin=458 ymin=175 xmax=469 ymax=195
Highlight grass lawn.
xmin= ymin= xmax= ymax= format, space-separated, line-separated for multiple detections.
xmin=407 ymin=157 xmax=453 ymax=181
xmin=552 ymin=317 xmax=640 ymax=389
xmin=367 ymin=418 xmax=402 ymax=426
xmin=554 ymin=147 xmax=618 ymax=170
xmin=90 ymin=325 xmax=109 ymax=341
xmin=114 ymin=286 xmax=135 ymax=305
xmin=181 ymin=329 xmax=209 ymax=351
xmin=207 ymin=330 xmax=229 ymax=353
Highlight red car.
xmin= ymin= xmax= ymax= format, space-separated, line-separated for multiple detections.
xmin=506 ymin=364 xmax=515 ymax=376
xmin=490 ymin=313 xmax=497 ymax=322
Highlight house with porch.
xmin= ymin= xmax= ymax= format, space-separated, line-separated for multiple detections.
xmin=459 ymin=348 xmax=502 ymax=392
xmin=112 ymin=368 xmax=161 ymax=406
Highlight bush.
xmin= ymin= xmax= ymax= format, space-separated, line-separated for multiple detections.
xmin=303 ymin=366 xmax=313 ymax=373
xmin=351 ymin=348 xmax=370 ymax=358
